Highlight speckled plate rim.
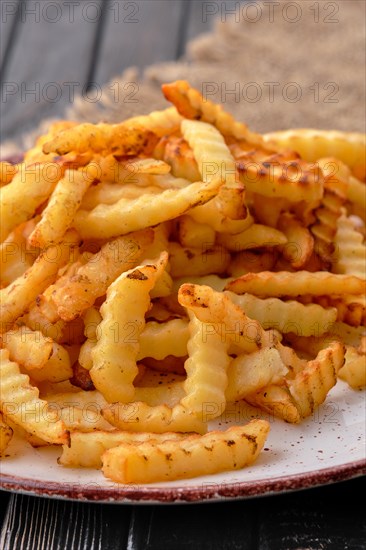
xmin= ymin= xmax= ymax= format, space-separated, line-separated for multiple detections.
xmin=1 ymin=459 xmax=365 ymax=504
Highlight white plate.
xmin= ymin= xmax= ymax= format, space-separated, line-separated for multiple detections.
xmin=1 ymin=381 xmax=365 ymax=503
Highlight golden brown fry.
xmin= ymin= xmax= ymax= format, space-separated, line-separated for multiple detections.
xmin=333 ymin=210 xmax=366 ymax=278
xmin=338 ymin=345 xmax=366 ymax=389
xmin=226 ymin=347 xmax=288 ymax=402
xmin=237 ymin=154 xmax=324 ymax=203
xmin=162 ymin=80 xmax=264 ymax=148
xmin=60 ymin=429 xmax=189 ymax=468
xmin=181 ymin=119 xmax=245 ymax=220
xmin=126 ymin=158 xmax=171 ymax=175
xmin=178 ymin=215 xmax=216 ymax=249
xmin=28 ymin=169 xmax=93 ymax=247
xmin=0 ymin=349 xmax=67 ymax=444
xmin=0 ymin=162 xmax=62 ymax=242
xmin=277 ymin=213 xmax=314 ymax=269
xmin=226 ymin=291 xmax=338 ymax=337
xmin=288 ymin=342 xmax=345 ymax=418
xmin=74 ymin=177 xmax=222 ymax=239
xmin=169 ymin=242 xmax=230 ymax=277
xmin=1 ymin=326 xmax=53 ymax=369
xmin=217 ymin=224 xmax=287 ymax=251
xmin=263 ymin=129 xmax=366 ymax=171
xmin=90 ymin=254 xmax=168 ymax=403
xmin=102 ymin=402 xmax=207 ymax=434
xmin=0 ymin=230 xmax=80 ymax=330
xmin=155 ymin=135 xmax=201 ymax=181
xmin=178 ymin=284 xmax=274 ymax=353
xmin=102 ymin=420 xmax=270 ymax=483
xmin=246 ymin=385 xmax=301 ymax=424
xmin=51 ymin=229 xmax=153 ymax=321
xmin=226 ymin=271 xmax=366 ymax=297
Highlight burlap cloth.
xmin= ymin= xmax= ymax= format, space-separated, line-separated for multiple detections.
xmin=2 ymin=0 xmax=365 ymax=156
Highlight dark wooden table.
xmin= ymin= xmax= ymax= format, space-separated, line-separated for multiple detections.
xmin=0 ymin=1 xmax=365 ymax=548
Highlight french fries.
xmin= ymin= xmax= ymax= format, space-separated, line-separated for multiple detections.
xmin=102 ymin=420 xmax=270 ymax=484
xmin=0 ymin=81 xmax=364 ymax=486
xmin=90 ymin=254 xmax=168 ymax=402
xmin=0 ymin=349 xmax=67 ymax=443
xmin=226 ymin=271 xmax=366 ymax=297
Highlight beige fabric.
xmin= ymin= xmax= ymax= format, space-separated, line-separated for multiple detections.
xmin=2 ymin=0 xmax=365 ymax=156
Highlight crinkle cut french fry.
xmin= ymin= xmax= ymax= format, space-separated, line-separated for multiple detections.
xmin=181 ymin=314 xmax=230 ymax=420
xmin=348 ymin=176 xmax=366 ymax=219
xmin=169 ymin=242 xmax=230 ymax=278
xmin=0 ymin=218 xmax=39 ymax=286
xmin=263 ymin=129 xmax=366 ymax=170
xmin=188 ymin=198 xmax=253 ymax=234
xmin=226 ymin=292 xmax=338 ymax=336
xmin=79 ymin=318 xmax=190 ymax=369
xmin=0 ymin=229 xmax=80 ymax=330
xmin=138 ymin=319 xmax=189 ymax=360
xmin=237 ymin=154 xmax=324 ymax=203
xmin=181 ymin=119 xmax=245 ymax=219
xmin=102 ymin=402 xmax=207 ymax=434
xmin=287 ymin=342 xmax=345 ymax=418
xmin=134 ymin=381 xmax=185 ymax=408
xmin=333 ymin=210 xmax=366 ymax=278
xmin=26 ymin=343 xmax=73 ymax=383
xmin=0 ymin=349 xmax=67 ymax=444
xmin=227 ymin=250 xmax=277 ymax=278
xmin=277 ymin=213 xmax=314 ymax=269
xmin=178 ymin=284 xmax=274 ymax=353
xmin=102 ymin=419 xmax=270 ymax=484
xmin=126 ymin=158 xmax=171 ymax=175
xmin=217 ymin=223 xmax=287 ymax=251
xmin=225 ymin=271 xmax=366 ymax=297
xmin=248 ymin=342 xmax=345 ymax=422
xmin=57 ymin=406 xmax=113 ymax=433
xmin=162 ymin=80 xmax=264 ymax=148
xmin=43 ymin=124 xmax=156 ymax=156
xmin=0 ymin=162 xmax=62 ymax=242
xmin=60 ymin=429 xmax=190 ymax=468
xmin=90 ymin=254 xmax=168 ymax=403
xmin=173 ymin=275 xmax=231 ymax=293
xmin=74 ymin=177 xmax=222 ymax=239
xmin=226 ymin=347 xmax=288 ymax=402
xmin=43 ymin=108 xmax=182 ymax=155
xmin=338 ymin=346 xmax=366 ymax=389
xmin=28 ymin=169 xmax=93 ymax=247
xmin=1 ymin=326 xmax=53 ymax=369
xmin=80 ymin=183 xmax=163 ymax=210
xmin=51 ymin=229 xmax=153 ymax=321
xmin=246 ymin=385 xmax=301 ymax=424
xmin=178 ymin=215 xmax=216 ymax=249
xmin=306 ymin=295 xmax=366 ymax=328
xmin=155 ymin=135 xmax=201 ymax=181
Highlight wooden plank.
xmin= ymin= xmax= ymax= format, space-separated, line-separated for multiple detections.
xmin=127 ymin=501 xmax=258 ymax=550
xmin=0 ymin=494 xmax=132 ymax=550
xmin=0 ymin=0 xmax=21 ymax=69
xmin=1 ymin=0 xmax=103 ymax=141
xmin=93 ymin=0 xmax=184 ymax=86
xmin=0 ymin=491 xmax=11 ymax=527
xmin=257 ymin=477 xmax=366 ymax=550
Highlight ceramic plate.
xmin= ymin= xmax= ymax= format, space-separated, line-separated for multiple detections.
xmin=1 ymin=380 xmax=365 ymax=504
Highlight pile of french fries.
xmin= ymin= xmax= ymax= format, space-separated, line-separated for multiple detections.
xmin=0 ymin=81 xmax=365 ymax=484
